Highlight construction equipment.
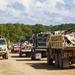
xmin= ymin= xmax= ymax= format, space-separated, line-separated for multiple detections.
xmin=0 ymin=38 xmax=8 ymax=59
xmin=19 ymin=40 xmax=33 ymax=57
xmin=46 ymin=29 xmax=75 ymax=68
xmin=31 ymin=32 xmax=51 ymax=60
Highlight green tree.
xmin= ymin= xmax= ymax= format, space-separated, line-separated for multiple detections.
xmin=32 ymin=24 xmax=47 ymax=33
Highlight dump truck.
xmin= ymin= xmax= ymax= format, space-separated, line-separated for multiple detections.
xmin=31 ymin=32 xmax=51 ymax=60
xmin=19 ymin=40 xmax=33 ymax=57
xmin=46 ymin=29 xmax=75 ymax=68
xmin=0 ymin=37 xmax=8 ymax=59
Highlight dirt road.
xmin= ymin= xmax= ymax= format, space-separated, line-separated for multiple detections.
xmin=0 ymin=52 xmax=75 ymax=75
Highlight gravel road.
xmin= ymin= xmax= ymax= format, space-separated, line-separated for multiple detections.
xmin=0 ymin=51 xmax=75 ymax=75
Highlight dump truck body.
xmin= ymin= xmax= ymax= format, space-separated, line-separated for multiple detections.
xmin=31 ymin=32 xmax=51 ymax=60
xmin=50 ymin=34 xmax=75 ymax=50
xmin=47 ymin=30 xmax=75 ymax=69
xmin=19 ymin=40 xmax=33 ymax=57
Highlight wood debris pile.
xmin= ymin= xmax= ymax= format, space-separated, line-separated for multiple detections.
xmin=64 ymin=29 xmax=75 ymax=46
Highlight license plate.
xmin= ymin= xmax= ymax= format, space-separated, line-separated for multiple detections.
xmin=14 ymin=48 xmax=19 ymax=50
xmin=35 ymin=53 xmax=41 ymax=59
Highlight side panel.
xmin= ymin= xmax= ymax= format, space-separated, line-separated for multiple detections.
xmin=50 ymin=35 xmax=64 ymax=49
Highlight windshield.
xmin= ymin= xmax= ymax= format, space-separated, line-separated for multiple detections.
xmin=0 ymin=40 xmax=6 ymax=45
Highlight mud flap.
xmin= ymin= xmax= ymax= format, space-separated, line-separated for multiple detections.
xmin=35 ymin=53 xmax=41 ymax=59
xmin=55 ymin=53 xmax=59 ymax=68
xmin=63 ymin=58 xmax=69 ymax=68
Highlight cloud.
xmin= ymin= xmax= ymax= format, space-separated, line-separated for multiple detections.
xmin=37 ymin=0 xmax=45 ymax=3
xmin=7 ymin=2 xmax=25 ymax=11
xmin=0 ymin=0 xmax=75 ymax=25
xmin=0 ymin=0 xmax=7 ymax=10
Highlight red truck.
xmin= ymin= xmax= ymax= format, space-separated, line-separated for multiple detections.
xmin=11 ymin=44 xmax=20 ymax=53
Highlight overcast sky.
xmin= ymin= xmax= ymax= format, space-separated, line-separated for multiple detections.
xmin=0 ymin=0 xmax=75 ymax=26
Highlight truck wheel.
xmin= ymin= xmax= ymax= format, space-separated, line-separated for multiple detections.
xmin=63 ymin=58 xmax=69 ymax=68
xmin=47 ymin=48 xmax=53 ymax=65
xmin=2 ymin=53 xmax=8 ymax=59
xmin=59 ymin=53 xmax=63 ymax=69
xmin=47 ymin=54 xmax=53 ymax=65
xmin=31 ymin=48 xmax=35 ymax=60
xmin=55 ymin=52 xmax=59 ymax=68
xmin=19 ymin=50 xmax=22 ymax=57
xmin=59 ymin=52 xmax=69 ymax=69
xmin=31 ymin=54 xmax=35 ymax=60
xmin=41 ymin=51 xmax=46 ymax=58
xmin=5 ymin=53 xmax=8 ymax=59
xmin=2 ymin=55 xmax=5 ymax=59
xmin=26 ymin=53 xmax=29 ymax=57
xmin=11 ymin=49 xmax=14 ymax=53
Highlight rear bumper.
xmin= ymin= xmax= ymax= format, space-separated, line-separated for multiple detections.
xmin=21 ymin=49 xmax=31 ymax=52
xmin=35 ymin=49 xmax=47 ymax=51
xmin=63 ymin=46 xmax=75 ymax=51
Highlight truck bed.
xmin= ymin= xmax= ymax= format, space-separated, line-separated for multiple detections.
xmin=50 ymin=35 xmax=75 ymax=51
xmin=63 ymin=46 xmax=75 ymax=50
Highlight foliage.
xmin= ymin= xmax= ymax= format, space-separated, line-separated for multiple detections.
xmin=0 ymin=23 xmax=75 ymax=43
xmin=31 ymin=24 xmax=47 ymax=33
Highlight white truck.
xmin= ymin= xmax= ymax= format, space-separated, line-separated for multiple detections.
xmin=0 ymin=38 xmax=8 ymax=59
xmin=46 ymin=29 xmax=75 ymax=68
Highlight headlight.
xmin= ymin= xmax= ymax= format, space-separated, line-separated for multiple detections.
xmin=2 ymin=48 xmax=6 ymax=51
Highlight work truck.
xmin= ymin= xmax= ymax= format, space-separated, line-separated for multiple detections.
xmin=46 ymin=29 xmax=75 ymax=68
xmin=19 ymin=40 xmax=33 ymax=57
xmin=31 ymin=32 xmax=51 ymax=60
xmin=0 ymin=37 xmax=8 ymax=59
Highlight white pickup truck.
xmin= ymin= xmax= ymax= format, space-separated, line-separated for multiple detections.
xmin=0 ymin=38 xmax=8 ymax=59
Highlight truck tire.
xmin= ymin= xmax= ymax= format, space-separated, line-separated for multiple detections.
xmin=55 ymin=52 xmax=59 ymax=68
xmin=59 ymin=52 xmax=69 ymax=69
xmin=59 ymin=52 xmax=63 ymax=69
xmin=47 ymin=48 xmax=53 ymax=65
xmin=41 ymin=51 xmax=46 ymax=58
xmin=5 ymin=53 xmax=8 ymax=59
xmin=2 ymin=53 xmax=8 ymax=59
xmin=19 ymin=50 xmax=22 ymax=57
xmin=63 ymin=58 xmax=69 ymax=68
xmin=31 ymin=48 xmax=35 ymax=60
xmin=47 ymin=54 xmax=53 ymax=65
xmin=31 ymin=54 xmax=35 ymax=60
xmin=11 ymin=50 xmax=13 ymax=53
xmin=2 ymin=55 xmax=5 ymax=59
xmin=26 ymin=53 xmax=30 ymax=57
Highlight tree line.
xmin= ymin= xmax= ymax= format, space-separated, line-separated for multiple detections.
xmin=0 ymin=23 xmax=75 ymax=43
